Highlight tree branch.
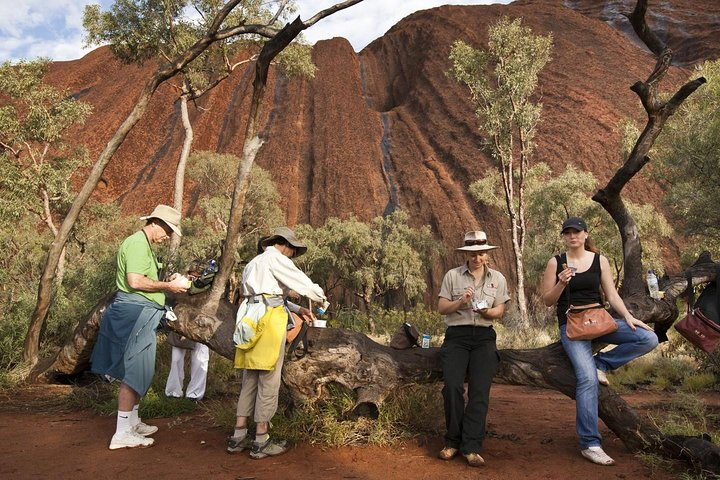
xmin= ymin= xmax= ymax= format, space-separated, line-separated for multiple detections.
xmin=592 ymin=0 xmax=706 ymax=297
xmin=627 ymin=0 xmax=667 ymax=57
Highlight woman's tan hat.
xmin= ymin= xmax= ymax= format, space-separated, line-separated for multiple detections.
xmin=140 ymin=204 xmax=182 ymax=236
xmin=456 ymin=231 xmax=498 ymax=252
xmin=261 ymin=227 xmax=307 ymax=257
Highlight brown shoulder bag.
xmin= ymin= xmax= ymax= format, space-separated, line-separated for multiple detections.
xmin=566 ymin=303 xmax=618 ymax=341
xmin=563 ymin=255 xmax=618 ymax=341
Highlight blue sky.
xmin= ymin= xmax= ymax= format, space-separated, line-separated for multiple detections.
xmin=0 ymin=0 xmax=512 ymax=62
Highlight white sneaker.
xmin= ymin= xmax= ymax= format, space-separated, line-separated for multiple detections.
xmin=581 ymin=446 xmax=615 ymax=465
xmin=133 ymin=421 xmax=158 ymax=436
xmin=596 ymin=369 xmax=609 ymax=386
xmin=109 ymin=430 xmax=155 ymax=450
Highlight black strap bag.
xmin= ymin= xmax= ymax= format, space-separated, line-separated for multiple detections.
xmin=389 ymin=322 xmax=420 ymax=349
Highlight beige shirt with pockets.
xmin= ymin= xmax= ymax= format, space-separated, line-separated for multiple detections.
xmin=438 ymin=264 xmax=511 ymax=327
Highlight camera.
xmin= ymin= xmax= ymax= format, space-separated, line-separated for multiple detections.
xmin=472 ymin=299 xmax=489 ymax=311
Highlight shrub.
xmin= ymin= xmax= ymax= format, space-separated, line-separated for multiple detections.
xmin=681 ymin=373 xmax=717 ymax=393
xmin=269 ymin=382 xmax=443 ymax=447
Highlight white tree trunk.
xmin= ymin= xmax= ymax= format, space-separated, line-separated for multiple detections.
xmin=170 ymin=91 xmax=193 ymax=259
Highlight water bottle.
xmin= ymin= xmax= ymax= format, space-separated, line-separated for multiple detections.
xmin=647 ymin=269 xmax=660 ymax=300
xmin=203 ymin=259 xmax=218 ymax=276
xmin=316 ymin=300 xmax=330 ymax=316
xmin=421 ymin=334 xmax=431 ymax=349
xmin=193 ymin=260 xmax=218 ymax=289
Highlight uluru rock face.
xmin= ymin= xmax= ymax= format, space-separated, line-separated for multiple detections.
xmin=558 ymin=0 xmax=720 ymax=66
xmin=44 ymin=0 xmax=718 ymax=294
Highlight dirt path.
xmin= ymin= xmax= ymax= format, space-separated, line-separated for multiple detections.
xmin=0 ymin=384 xmax=681 ymax=479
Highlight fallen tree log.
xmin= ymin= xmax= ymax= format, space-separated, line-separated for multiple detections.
xmin=32 ymin=257 xmax=720 ymax=472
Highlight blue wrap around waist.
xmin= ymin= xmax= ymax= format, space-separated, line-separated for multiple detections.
xmin=90 ymin=291 xmax=165 ymax=396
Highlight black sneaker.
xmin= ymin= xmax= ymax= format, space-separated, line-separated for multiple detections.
xmin=249 ymin=436 xmax=288 ymax=459
xmin=226 ymin=435 xmax=250 ymax=454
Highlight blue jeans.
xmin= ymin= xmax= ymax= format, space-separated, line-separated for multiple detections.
xmin=560 ymin=320 xmax=658 ymax=449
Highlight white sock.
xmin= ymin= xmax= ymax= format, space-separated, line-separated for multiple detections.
xmin=116 ymin=410 xmax=133 ymax=434
xmin=255 ymin=432 xmax=269 ymax=444
xmin=130 ymin=404 xmax=140 ymax=426
xmin=233 ymin=427 xmax=247 ymax=439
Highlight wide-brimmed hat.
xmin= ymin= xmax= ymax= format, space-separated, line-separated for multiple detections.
xmin=140 ymin=204 xmax=182 ymax=236
xmin=456 ymin=231 xmax=498 ymax=252
xmin=561 ymin=217 xmax=587 ymax=233
xmin=260 ymin=227 xmax=307 ymax=257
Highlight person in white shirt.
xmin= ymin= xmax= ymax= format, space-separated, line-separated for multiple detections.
xmin=227 ymin=227 xmax=326 ymax=459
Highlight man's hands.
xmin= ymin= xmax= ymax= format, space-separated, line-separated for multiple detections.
xmin=167 ymin=273 xmax=190 ymax=294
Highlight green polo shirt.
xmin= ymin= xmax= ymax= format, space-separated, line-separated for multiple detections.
xmin=116 ymin=230 xmax=165 ymax=306
xmin=438 ymin=264 xmax=510 ymax=327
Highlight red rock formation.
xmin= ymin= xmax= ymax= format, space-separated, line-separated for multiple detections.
xmin=42 ymin=0 xmax=718 ymax=295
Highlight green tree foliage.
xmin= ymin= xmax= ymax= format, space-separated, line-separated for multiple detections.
xmin=295 ymin=211 xmax=441 ymax=332
xmin=652 ymin=59 xmax=720 ymax=261
xmin=0 ymin=146 xmax=285 ymax=369
xmin=0 ymin=59 xmax=92 ymax=231
xmin=178 ymin=150 xmax=284 ymax=266
xmin=0 ymin=202 xmax=129 ymax=370
xmin=449 ymin=17 xmax=553 ymax=328
xmin=83 ymin=1 xmax=315 ymax=91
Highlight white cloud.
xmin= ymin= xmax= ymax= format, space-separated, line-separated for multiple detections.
xmin=0 ymin=0 xmax=513 ymax=62
xmin=0 ymin=0 xmax=113 ymax=62
xmin=296 ymin=0 xmax=514 ymax=51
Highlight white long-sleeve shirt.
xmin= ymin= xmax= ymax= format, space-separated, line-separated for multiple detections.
xmin=242 ymin=245 xmax=326 ymax=303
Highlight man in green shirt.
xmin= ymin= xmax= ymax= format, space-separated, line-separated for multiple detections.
xmin=91 ymin=205 xmax=189 ymax=450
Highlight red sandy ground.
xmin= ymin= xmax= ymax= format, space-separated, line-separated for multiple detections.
xmin=0 ymin=384 xmax=691 ymax=480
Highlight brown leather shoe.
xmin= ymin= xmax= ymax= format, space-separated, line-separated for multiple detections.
xmin=438 ymin=447 xmax=458 ymax=460
xmin=464 ymin=452 xmax=485 ymax=467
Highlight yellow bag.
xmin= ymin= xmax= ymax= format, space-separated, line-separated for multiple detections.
xmin=234 ymin=305 xmax=287 ymax=370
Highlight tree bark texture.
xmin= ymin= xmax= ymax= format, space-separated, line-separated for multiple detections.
xmin=169 ymin=89 xmax=193 ymax=259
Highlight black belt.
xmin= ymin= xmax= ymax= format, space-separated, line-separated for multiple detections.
xmin=448 ymin=324 xmax=493 ymax=329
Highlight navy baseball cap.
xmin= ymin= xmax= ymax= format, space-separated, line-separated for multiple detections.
xmin=561 ymin=217 xmax=587 ymax=233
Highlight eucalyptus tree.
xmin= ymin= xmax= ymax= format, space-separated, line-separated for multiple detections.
xmin=0 ymin=59 xmax=93 ymax=286
xmin=203 ymin=0 xmax=366 ymax=308
xmin=652 ymin=59 xmax=720 ymax=262
xmin=180 ymin=150 xmax=285 ymax=268
xmin=294 ymin=211 xmax=441 ymax=333
xmin=25 ymin=0 xmax=364 ymax=366
xmin=449 ymin=17 xmax=553 ymax=328
xmin=474 ymin=162 xmax=672 ymax=304
xmin=83 ymin=0 xmax=315 ymax=258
